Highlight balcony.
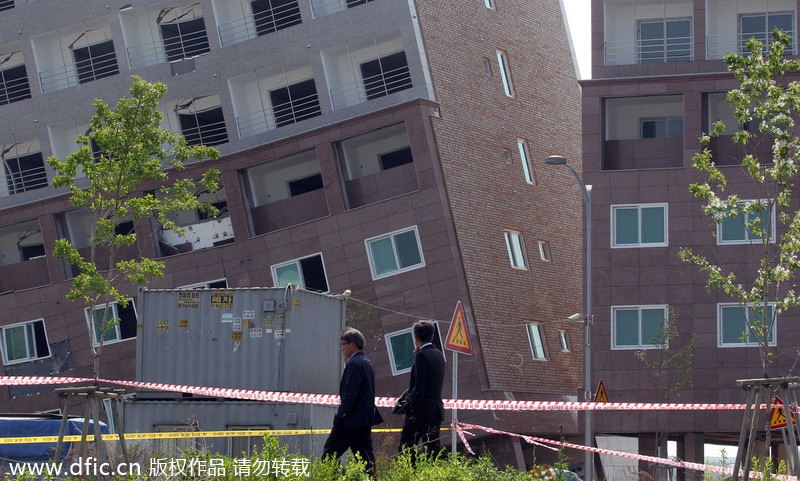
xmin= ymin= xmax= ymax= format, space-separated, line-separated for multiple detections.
xmin=0 ymin=134 xmax=48 ymax=197
xmin=603 ymin=95 xmax=684 ymax=170
xmin=336 ymin=122 xmax=418 ymax=208
xmin=603 ymin=0 xmax=693 ymax=66
xmin=310 ymin=0 xmax=375 ymax=19
xmin=215 ymin=0 xmax=302 ymax=47
xmin=706 ymin=1 xmax=796 ymax=60
xmin=0 ymin=219 xmax=50 ymax=293
xmin=241 ymin=150 xmax=329 ymax=236
xmin=155 ymin=187 xmax=234 ymax=256
xmin=54 ymin=210 xmax=140 ymax=277
xmin=163 ymin=94 xmax=229 ymax=147
xmin=0 ymin=43 xmax=32 ymax=105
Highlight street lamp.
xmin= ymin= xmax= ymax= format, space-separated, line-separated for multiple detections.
xmin=545 ymin=155 xmax=593 ymax=481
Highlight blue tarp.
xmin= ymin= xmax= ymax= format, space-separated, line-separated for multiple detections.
xmin=0 ymin=417 xmax=109 ymax=459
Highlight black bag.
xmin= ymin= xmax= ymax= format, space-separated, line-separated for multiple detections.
xmin=392 ymin=389 xmax=414 ymax=415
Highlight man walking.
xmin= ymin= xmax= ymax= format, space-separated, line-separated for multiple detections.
xmin=322 ymin=328 xmax=383 ymax=478
xmin=398 ymin=320 xmax=445 ymax=462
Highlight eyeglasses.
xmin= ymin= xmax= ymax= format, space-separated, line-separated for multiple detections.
xmin=340 ymin=341 xmax=352 ymax=346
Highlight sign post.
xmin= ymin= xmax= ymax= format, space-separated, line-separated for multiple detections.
xmin=444 ymin=301 xmax=473 ymax=456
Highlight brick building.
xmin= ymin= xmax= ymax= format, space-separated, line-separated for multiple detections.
xmin=0 ymin=0 xmax=582 ymax=467
xmin=582 ymin=0 xmax=800 ymax=476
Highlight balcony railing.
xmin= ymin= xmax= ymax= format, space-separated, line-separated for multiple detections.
xmin=605 ymin=36 xmax=693 ymax=65
xmin=236 ymin=91 xmax=321 ymax=138
xmin=310 ymin=0 xmax=373 ymax=19
xmin=0 ymin=75 xmax=32 ymax=105
xmin=329 ymin=64 xmax=412 ymax=110
xmin=182 ymin=119 xmax=228 ymax=147
xmin=126 ymin=41 xmax=167 ymax=70
xmin=1 ymin=163 xmax=49 ymax=197
xmin=218 ymin=1 xmax=301 ymax=47
xmin=707 ymin=31 xmax=797 ymax=60
xmin=0 ymin=0 xmax=13 ymax=11
xmin=39 ymin=51 xmax=119 ymax=93
xmin=163 ymin=29 xmax=210 ymax=62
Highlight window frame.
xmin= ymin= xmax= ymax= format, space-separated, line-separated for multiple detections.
xmin=636 ymin=17 xmax=693 ymax=63
xmin=517 ymin=138 xmax=535 ymax=184
xmin=538 ymin=240 xmax=551 ymax=262
xmin=484 ymin=0 xmax=495 ymax=9
xmin=738 ymin=12 xmax=795 ymax=56
xmin=85 ymin=298 xmax=137 ymax=347
xmin=385 ymin=324 xmax=444 ymax=375
xmin=716 ymin=199 xmax=775 ymax=245
xmin=611 ymin=203 xmax=668 ymax=248
xmin=611 ymin=305 xmax=669 ymax=350
xmin=365 ymin=226 xmax=425 ymax=280
xmin=496 ymin=49 xmax=515 ymax=97
xmin=270 ymin=253 xmax=330 ymax=292
xmin=504 ymin=230 xmax=528 ymax=269
xmin=1 ymin=318 xmax=51 ymax=366
xmin=717 ymin=302 xmax=777 ymax=348
xmin=640 ymin=116 xmax=683 ymax=138
xmin=178 ymin=279 xmax=228 ymax=289
xmin=526 ymin=323 xmax=548 ymax=360
xmin=558 ymin=330 xmax=571 ymax=352
xmin=228 ymin=425 xmax=271 ymax=457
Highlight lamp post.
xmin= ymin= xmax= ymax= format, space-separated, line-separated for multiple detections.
xmin=545 ymin=155 xmax=593 ymax=481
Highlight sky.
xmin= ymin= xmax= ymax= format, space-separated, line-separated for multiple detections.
xmin=562 ymin=0 xmax=592 ymax=79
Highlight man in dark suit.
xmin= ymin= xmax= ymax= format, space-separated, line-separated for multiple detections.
xmin=322 ymin=327 xmax=383 ymax=478
xmin=398 ymin=320 xmax=445 ymax=462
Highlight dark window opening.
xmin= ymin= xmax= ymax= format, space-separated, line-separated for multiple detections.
xmin=72 ymin=40 xmax=119 ymax=84
xmin=251 ymin=0 xmax=301 ymax=36
xmin=359 ymin=51 xmax=412 ymax=101
xmin=641 ymin=118 xmax=683 ymax=139
xmin=118 ymin=301 xmax=137 ymax=340
xmin=379 ymin=146 xmax=413 ymax=170
xmin=31 ymin=320 xmax=49 ymax=358
xmin=346 ymin=0 xmax=374 ymax=7
xmin=160 ymin=18 xmax=210 ymax=62
xmin=208 ymin=279 xmax=228 ymax=289
xmin=0 ymin=0 xmax=13 ymax=12
xmin=20 ymin=243 xmax=45 ymax=261
xmin=0 ymin=64 xmax=31 ymax=105
xmin=198 ymin=200 xmax=228 ymax=221
xmin=288 ymin=173 xmax=323 ymax=197
xmin=178 ymin=107 xmax=228 ymax=146
xmin=5 ymin=152 xmax=47 ymax=195
xmin=114 ymin=220 xmax=135 ymax=236
xmin=299 ymin=255 xmax=328 ymax=292
xmin=269 ymin=79 xmax=321 ymax=128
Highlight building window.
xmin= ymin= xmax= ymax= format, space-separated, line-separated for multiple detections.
xmin=175 ymin=96 xmax=228 ymax=147
xmin=637 ymin=18 xmax=692 ymax=63
xmin=718 ymin=303 xmax=776 ymax=347
xmin=155 ymin=425 xmax=200 ymax=456
xmin=526 ymin=323 xmax=547 ymax=359
xmin=360 ymin=51 xmax=412 ymax=101
xmin=271 ymin=254 xmax=329 ymax=292
xmin=269 ymin=79 xmax=322 ymax=128
xmin=3 ymin=151 xmax=48 ymax=195
xmin=72 ymin=40 xmax=119 ymax=84
xmin=517 ymin=139 xmax=535 ymax=184
xmin=229 ymin=426 xmax=270 ymax=456
xmin=0 ymin=63 xmax=31 ymax=106
xmin=287 ymin=173 xmax=323 ymax=197
xmin=612 ymin=305 xmax=668 ymax=349
xmin=86 ymin=299 xmax=138 ymax=346
xmin=1 ymin=319 xmax=50 ymax=365
xmin=178 ymin=279 xmax=228 ymax=289
xmin=385 ymin=324 xmax=443 ymax=375
xmin=484 ymin=0 xmax=495 ymax=8
xmin=346 ymin=0 xmax=375 ymax=8
xmin=538 ymin=241 xmax=551 ymax=261
xmin=496 ymin=50 xmax=515 ymax=97
xmin=612 ymin=204 xmax=667 ymax=248
xmin=503 ymin=149 xmax=512 ymax=164
xmin=739 ymin=12 xmax=795 ymax=55
xmin=251 ymin=0 xmax=302 ymax=36
xmin=161 ymin=17 xmax=210 ymax=62
xmin=483 ymin=58 xmax=492 ymax=76
xmin=641 ymin=117 xmax=683 ymax=138
xmin=0 ymin=0 xmax=13 ymax=11
xmin=366 ymin=226 xmax=425 ymax=280
xmin=504 ymin=230 xmax=528 ymax=269
xmin=558 ymin=330 xmax=570 ymax=352
xmin=717 ymin=200 xmax=774 ymax=245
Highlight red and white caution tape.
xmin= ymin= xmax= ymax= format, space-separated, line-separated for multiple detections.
xmin=0 ymin=376 xmax=774 ymax=412
xmin=452 ymin=421 xmax=797 ymax=481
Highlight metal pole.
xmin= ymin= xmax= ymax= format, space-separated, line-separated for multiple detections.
xmin=584 ymin=184 xmax=593 ymax=481
xmin=452 ymin=350 xmax=458 ymax=456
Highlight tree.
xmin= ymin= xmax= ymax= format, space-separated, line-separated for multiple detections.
xmin=679 ymin=30 xmax=800 ymax=378
xmin=48 ymin=76 xmax=220 ymax=379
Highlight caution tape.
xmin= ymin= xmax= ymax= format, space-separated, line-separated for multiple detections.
xmin=0 ymin=375 xmax=771 ymax=412
xmin=452 ymin=421 xmax=798 ymax=481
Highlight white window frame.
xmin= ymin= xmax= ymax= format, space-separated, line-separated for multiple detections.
xmin=611 ymin=203 xmax=668 ymax=248
xmin=611 ymin=305 xmax=669 ymax=350
xmin=538 ymin=240 xmax=551 ymax=261
xmin=85 ymin=298 xmax=137 ymax=347
xmin=385 ymin=325 xmax=444 ymax=376
xmin=178 ymin=279 xmax=228 ymax=289
xmin=1 ymin=318 xmax=50 ymax=365
xmin=526 ymin=323 xmax=548 ymax=360
xmin=365 ymin=226 xmax=425 ymax=280
xmin=517 ymin=139 xmax=535 ymax=184
xmin=496 ymin=50 xmax=515 ymax=97
xmin=228 ymin=425 xmax=270 ymax=457
xmin=717 ymin=302 xmax=777 ymax=348
xmin=484 ymin=0 xmax=495 ymax=9
xmin=270 ymin=253 xmax=329 ymax=292
xmin=504 ymin=230 xmax=528 ymax=269
xmin=558 ymin=330 xmax=571 ymax=352
xmin=716 ymin=199 xmax=775 ymax=245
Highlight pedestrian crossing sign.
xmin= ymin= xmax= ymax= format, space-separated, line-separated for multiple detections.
xmin=594 ymin=380 xmax=609 ymax=403
xmin=770 ymin=396 xmax=795 ymax=430
xmin=445 ymin=301 xmax=473 ymax=355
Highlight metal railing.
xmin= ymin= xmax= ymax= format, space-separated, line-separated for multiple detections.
xmin=0 ymin=162 xmax=48 ymax=197
xmin=236 ymin=91 xmax=321 ymax=138
xmin=127 ymin=41 xmax=168 ymax=70
xmin=0 ymin=75 xmax=32 ymax=105
xmin=706 ymin=31 xmax=797 ymax=60
xmin=0 ymin=0 xmax=13 ymax=11
xmin=604 ymin=36 xmax=693 ymax=65
xmin=329 ymin=64 xmax=411 ymax=110
xmin=163 ymin=28 xmax=210 ymax=62
xmin=218 ymin=1 xmax=301 ymax=47
xmin=181 ymin=120 xmax=229 ymax=147
xmin=310 ymin=0 xmax=373 ymax=19
xmin=39 ymin=50 xmax=119 ymax=94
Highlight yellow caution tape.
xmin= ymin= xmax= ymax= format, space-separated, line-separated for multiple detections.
xmin=0 ymin=428 xmax=448 ymax=444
